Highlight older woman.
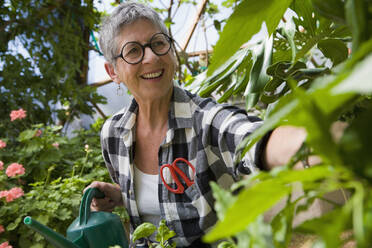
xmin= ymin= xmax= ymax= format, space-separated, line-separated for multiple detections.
xmin=86 ymin=1 xmax=310 ymax=247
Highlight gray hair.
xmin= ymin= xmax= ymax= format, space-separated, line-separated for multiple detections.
xmin=99 ymin=1 xmax=169 ymax=65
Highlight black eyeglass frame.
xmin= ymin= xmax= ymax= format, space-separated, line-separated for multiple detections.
xmin=114 ymin=32 xmax=174 ymax=65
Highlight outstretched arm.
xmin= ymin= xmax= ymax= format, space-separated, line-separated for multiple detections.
xmin=262 ymin=122 xmax=347 ymax=170
xmin=263 ymin=126 xmax=308 ymax=170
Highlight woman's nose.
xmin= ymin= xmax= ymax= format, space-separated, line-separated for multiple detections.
xmin=142 ymin=46 xmax=159 ymax=63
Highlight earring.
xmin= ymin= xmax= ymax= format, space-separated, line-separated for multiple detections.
xmin=116 ymin=83 xmax=124 ymax=96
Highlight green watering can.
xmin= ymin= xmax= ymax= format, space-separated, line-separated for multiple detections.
xmin=24 ymin=188 xmax=129 ymax=248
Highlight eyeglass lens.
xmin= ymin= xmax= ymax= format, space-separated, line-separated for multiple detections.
xmin=121 ymin=33 xmax=171 ymax=64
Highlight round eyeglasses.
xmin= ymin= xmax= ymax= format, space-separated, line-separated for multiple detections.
xmin=114 ymin=33 xmax=173 ymax=64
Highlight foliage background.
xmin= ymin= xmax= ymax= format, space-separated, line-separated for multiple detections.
xmin=1 ymin=0 xmax=372 ymax=247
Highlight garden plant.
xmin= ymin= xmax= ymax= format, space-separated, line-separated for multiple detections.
xmin=1 ymin=0 xmax=372 ymax=247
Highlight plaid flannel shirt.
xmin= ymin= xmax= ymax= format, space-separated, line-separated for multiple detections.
xmin=101 ymin=83 xmax=266 ymax=247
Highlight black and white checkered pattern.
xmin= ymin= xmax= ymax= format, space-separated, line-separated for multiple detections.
xmin=101 ymin=83 xmax=266 ymax=247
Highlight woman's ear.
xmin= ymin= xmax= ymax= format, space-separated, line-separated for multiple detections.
xmin=104 ymin=62 xmax=120 ymax=84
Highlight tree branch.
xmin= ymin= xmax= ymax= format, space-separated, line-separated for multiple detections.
xmin=180 ymin=0 xmax=209 ymax=51
xmin=91 ymin=101 xmax=107 ymax=119
xmin=90 ymin=79 xmax=113 ymax=88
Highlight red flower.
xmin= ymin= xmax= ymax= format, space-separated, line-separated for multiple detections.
xmin=0 ymin=161 xmax=3 ymax=170
xmin=0 ymin=225 xmax=4 ymax=233
xmin=5 ymin=163 xmax=25 ymax=177
xmin=10 ymin=108 xmax=27 ymax=121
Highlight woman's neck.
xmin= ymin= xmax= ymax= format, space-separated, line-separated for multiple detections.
xmin=135 ymin=90 xmax=172 ymax=131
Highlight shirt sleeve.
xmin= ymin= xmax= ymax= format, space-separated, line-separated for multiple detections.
xmin=208 ymin=104 xmax=269 ymax=176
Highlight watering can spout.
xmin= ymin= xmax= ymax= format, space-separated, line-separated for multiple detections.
xmin=24 ymin=216 xmax=80 ymax=248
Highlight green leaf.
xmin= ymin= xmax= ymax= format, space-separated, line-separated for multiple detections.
xmin=217 ymin=241 xmax=236 ymax=248
xmin=214 ymin=20 xmax=222 ymax=32
xmin=210 ymin=182 xmax=237 ymax=221
xmin=297 ymin=207 xmax=350 ymax=247
xmin=332 ymin=54 xmax=372 ymax=95
xmin=204 ymin=179 xmax=291 ymax=242
xmin=345 ymin=0 xmax=368 ymax=52
xmin=187 ymin=48 xmax=250 ymax=96
xmin=155 ymin=220 xmax=176 ymax=244
xmin=18 ymin=129 xmax=37 ymax=142
xmin=277 ymin=17 xmax=297 ymax=62
xmin=287 ymin=81 xmax=342 ymax=165
xmin=272 ymin=199 xmax=295 ymax=248
xmin=318 ymin=39 xmax=348 ymax=65
xmin=311 ymin=0 xmax=346 ymax=23
xmin=207 ymin=0 xmax=293 ymax=76
xmin=30 ymin=244 xmax=44 ymax=248
xmin=236 ymin=95 xmax=298 ymax=161
xmin=132 ymin=222 xmax=157 ymax=242
xmin=244 ymin=36 xmax=274 ymax=109
xmin=339 ymin=102 xmax=372 ymax=182
xmin=164 ymin=17 xmax=174 ymax=28
xmin=7 ymin=216 xmax=23 ymax=231
xmin=292 ymin=0 xmax=317 ymax=36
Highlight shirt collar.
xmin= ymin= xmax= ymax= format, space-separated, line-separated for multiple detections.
xmin=168 ymin=82 xmax=193 ymax=130
xmin=114 ymin=81 xmax=194 ymax=136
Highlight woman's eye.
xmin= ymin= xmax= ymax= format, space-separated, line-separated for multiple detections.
xmin=125 ymin=47 xmax=140 ymax=56
xmin=153 ymin=41 xmax=166 ymax=48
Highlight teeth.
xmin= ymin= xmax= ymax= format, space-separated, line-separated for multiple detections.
xmin=142 ymin=71 xmax=162 ymax=79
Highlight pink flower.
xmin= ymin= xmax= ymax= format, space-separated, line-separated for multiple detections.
xmin=34 ymin=129 xmax=42 ymax=137
xmin=52 ymin=142 xmax=59 ymax=149
xmin=5 ymin=163 xmax=25 ymax=177
xmin=0 ymin=241 xmax=12 ymax=248
xmin=0 ymin=191 xmax=7 ymax=198
xmin=0 ymin=140 xmax=6 ymax=149
xmin=8 ymin=187 xmax=24 ymax=201
xmin=0 ymin=161 xmax=3 ymax=170
xmin=10 ymin=108 xmax=27 ymax=121
xmin=0 ymin=187 xmax=24 ymax=202
xmin=0 ymin=225 xmax=4 ymax=233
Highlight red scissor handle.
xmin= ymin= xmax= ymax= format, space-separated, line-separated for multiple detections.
xmin=160 ymin=158 xmax=195 ymax=194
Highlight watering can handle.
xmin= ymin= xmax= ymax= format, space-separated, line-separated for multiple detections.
xmin=79 ymin=187 xmax=105 ymax=225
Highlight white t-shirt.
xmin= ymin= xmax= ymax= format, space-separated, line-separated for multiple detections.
xmin=134 ymin=165 xmax=161 ymax=227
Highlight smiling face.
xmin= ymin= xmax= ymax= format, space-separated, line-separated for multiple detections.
xmin=107 ymin=18 xmax=177 ymax=104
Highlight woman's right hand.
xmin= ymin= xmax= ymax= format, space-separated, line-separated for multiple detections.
xmin=84 ymin=181 xmax=124 ymax=212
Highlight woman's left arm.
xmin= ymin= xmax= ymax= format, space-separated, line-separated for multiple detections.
xmin=263 ymin=122 xmax=348 ymax=170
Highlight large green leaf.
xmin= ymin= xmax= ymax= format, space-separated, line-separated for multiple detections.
xmin=332 ymin=54 xmax=372 ymax=94
xmin=345 ymin=0 xmax=368 ymax=52
xmin=204 ymin=166 xmax=333 ymax=242
xmin=207 ymin=0 xmax=293 ymax=76
xmin=186 ymin=47 xmax=250 ymax=95
xmin=292 ymin=0 xmax=317 ymax=37
xmin=318 ymin=39 xmax=349 ymax=65
xmin=244 ymin=36 xmax=273 ymax=109
xmin=311 ymin=0 xmax=346 ymax=23
xmin=204 ymin=179 xmax=291 ymax=242
xmin=237 ymin=39 xmax=372 ymax=160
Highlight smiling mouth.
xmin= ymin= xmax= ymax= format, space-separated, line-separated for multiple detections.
xmin=141 ymin=70 xmax=164 ymax=79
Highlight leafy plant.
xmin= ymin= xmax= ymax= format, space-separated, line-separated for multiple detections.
xmin=132 ymin=220 xmax=177 ymax=248
xmin=0 ymin=113 xmax=116 ymax=247
xmin=187 ymin=0 xmax=372 ymax=247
